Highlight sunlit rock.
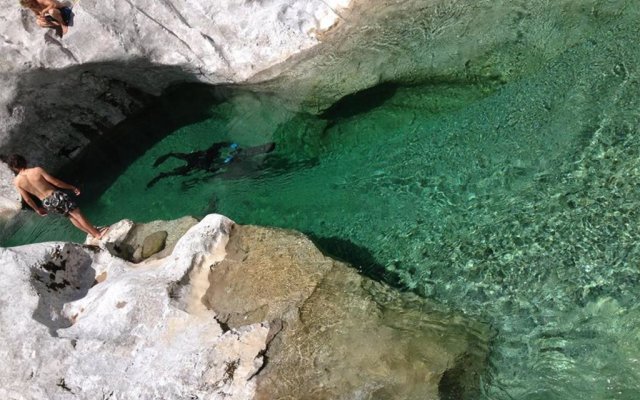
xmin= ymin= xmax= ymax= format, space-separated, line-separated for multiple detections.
xmin=91 ymin=216 xmax=198 ymax=262
xmin=0 ymin=161 xmax=21 ymax=225
xmin=0 ymin=214 xmax=268 ymax=399
xmin=0 ymin=214 xmax=489 ymax=399
xmin=205 ymin=224 xmax=490 ymax=399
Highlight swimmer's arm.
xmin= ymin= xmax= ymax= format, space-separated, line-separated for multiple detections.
xmin=39 ymin=168 xmax=80 ymax=195
xmin=16 ymin=187 xmax=46 ymax=216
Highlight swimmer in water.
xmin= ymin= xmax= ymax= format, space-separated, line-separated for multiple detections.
xmin=147 ymin=141 xmax=275 ymax=188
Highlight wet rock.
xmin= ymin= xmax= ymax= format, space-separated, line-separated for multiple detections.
xmin=205 ymin=225 xmax=490 ymax=399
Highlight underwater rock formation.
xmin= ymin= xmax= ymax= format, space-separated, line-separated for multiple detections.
xmin=251 ymin=0 xmax=636 ymax=111
xmin=0 ymin=214 xmax=489 ymax=399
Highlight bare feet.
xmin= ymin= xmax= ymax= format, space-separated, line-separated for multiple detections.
xmin=95 ymin=226 xmax=110 ymax=240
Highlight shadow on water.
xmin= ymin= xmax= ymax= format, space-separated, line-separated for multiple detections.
xmin=60 ymin=83 xmax=233 ymax=203
xmin=319 ymin=82 xmax=399 ymax=125
xmin=306 ymin=234 xmax=401 ymax=287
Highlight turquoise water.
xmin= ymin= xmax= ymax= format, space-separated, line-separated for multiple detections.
xmin=5 ymin=2 xmax=640 ymax=399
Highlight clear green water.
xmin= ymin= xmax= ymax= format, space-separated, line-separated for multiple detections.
xmin=4 ymin=2 xmax=640 ymax=399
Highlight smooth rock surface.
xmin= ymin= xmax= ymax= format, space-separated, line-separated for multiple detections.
xmin=0 ymin=161 xmax=21 ymax=224
xmin=0 ymin=214 xmax=490 ymax=399
xmin=205 ymin=224 xmax=490 ymax=400
xmin=93 ymin=216 xmax=198 ymax=262
xmin=141 ymin=230 xmax=168 ymax=259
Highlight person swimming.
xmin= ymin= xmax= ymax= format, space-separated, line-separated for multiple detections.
xmin=147 ymin=141 xmax=276 ymax=188
xmin=20 ymin=0 xmax=72 ymax=37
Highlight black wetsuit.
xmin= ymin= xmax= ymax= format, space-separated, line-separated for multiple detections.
xmin=147 ymin=141 xmax=275 ymax=188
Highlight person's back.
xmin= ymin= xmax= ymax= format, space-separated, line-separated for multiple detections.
xmin=6 ymin=154 xmax=109 ymax=239
xmin=13 ymin=167 xmax=58 ymax=201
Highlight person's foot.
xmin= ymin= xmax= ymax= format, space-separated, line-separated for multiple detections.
xmin=95 ymin=226 xmax=110 ymax=240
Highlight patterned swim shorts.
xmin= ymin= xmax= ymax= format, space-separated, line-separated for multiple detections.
xmin=42 ymin=191 xmax=77 ymax=216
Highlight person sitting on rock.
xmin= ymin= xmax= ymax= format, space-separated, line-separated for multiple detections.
xmin=20 ymin=0 xmax=72 ymax=37
xmin=147 ymin=141 xmax=276 ymax=188
xmin=6 ymin=154 xmax=109 ymax=239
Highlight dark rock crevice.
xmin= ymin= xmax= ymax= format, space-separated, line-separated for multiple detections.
xmin=1 ymin=60 xmax=202 ymax=173
xmin=30 ymin=243 xmax=97 ymax=336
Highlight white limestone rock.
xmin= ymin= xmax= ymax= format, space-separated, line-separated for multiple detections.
xmin=0 ymin=161 xmax=21 ymax=224
xmin=0 ymin=214 xmax=269 ymax=399
xmin=1 ymin=0 xmax=352 ymax=81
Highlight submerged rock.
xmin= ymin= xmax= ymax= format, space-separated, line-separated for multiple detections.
xmin=252 ymin=0 xmax=638 ymax=111
xmin=206 ymin=225 xmax=490 ymax=399
xmin=0 ymin=214 xmax=489 ymax=399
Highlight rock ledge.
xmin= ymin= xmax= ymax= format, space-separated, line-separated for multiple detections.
xmin=0 ymin=214 xmax=489 ymax=399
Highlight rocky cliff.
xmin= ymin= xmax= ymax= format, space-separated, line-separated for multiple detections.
xmin=0 ymin=214 xmax=489 ymax=399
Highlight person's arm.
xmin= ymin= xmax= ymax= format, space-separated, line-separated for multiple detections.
xmin=38 ymin=168 xmax=80 ymax=195
xmin=16 ymin=187 xmax=47 ymax=216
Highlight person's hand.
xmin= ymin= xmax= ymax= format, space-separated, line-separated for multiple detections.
xmin=73 ymin=187 xmax=81 ymax=196
xmin=36 ymin=208 xmax=47 ymax=216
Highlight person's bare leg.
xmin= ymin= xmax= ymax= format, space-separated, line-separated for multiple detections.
xmin=68 ymin=209 xmax=106 ymax=239
xmin=68 ymin=215 xmax=94 ymax=236
xmin=45 ymin=9 xmax=68 ymax=36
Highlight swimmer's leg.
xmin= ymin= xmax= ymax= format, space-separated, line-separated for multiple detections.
xmin=146 ymin=165 xmax=192 ymax=188
xmin=241 ymin=142 xmax=276 ymax=157
xmin=153 ymin=152 xmax=190 ymax=167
